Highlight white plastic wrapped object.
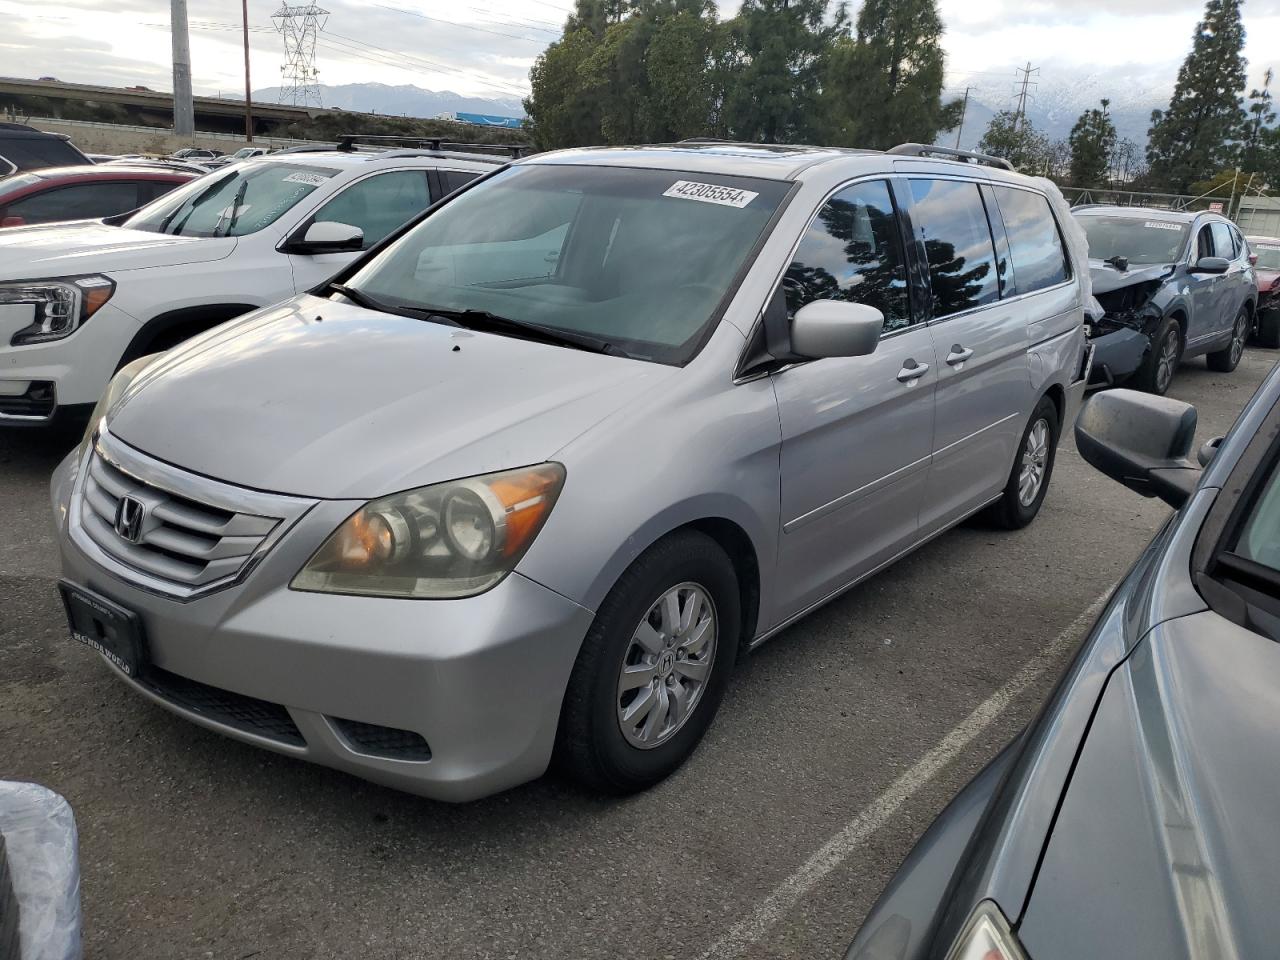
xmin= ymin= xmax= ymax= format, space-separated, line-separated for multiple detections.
xmin=0 ymin=782 xmax=82 ymax=960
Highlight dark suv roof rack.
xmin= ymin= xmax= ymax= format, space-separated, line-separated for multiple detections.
xmin=333 ymin=134 xmax=530 ymax=158
xmin=887 ymin=143 xmax=1014 ymax=171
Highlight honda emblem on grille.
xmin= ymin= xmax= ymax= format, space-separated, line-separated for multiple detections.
xmin=114 ymin=495 xmax=146 ymax=543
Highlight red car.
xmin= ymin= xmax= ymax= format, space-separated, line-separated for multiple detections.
xmin=0 ymin=165 xmax=197 ymax=228
xmin=1247 ymin=234 xmax=1280 ymax=347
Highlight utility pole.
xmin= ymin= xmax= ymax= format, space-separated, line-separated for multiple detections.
xmin=1013 ymin=62 xmax=1038 ymax=133
xmin=954 ymin=86 xmax=971 ymax=149
xmin=171 ymin=0 xmax=195 ymax=138
xmin=242 ymin=0 xmax=254 ymax=142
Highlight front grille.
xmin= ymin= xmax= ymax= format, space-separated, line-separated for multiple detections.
xmin=0 ymin=381 xmax=55 ymax=420
xmin=330 ymin=717 xmax=432 ymax=761
xmin=72 ymin=428 xmax=312 ymax=597
xmin=141 ymin=667 xmax=305 ymax=746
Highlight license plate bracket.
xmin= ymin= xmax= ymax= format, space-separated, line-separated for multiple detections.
xmin=59 ymin=580 xmax=148 ymax=678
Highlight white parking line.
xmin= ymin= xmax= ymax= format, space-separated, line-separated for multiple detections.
xmin=697 ymin=586 xmax=1117 ymax=960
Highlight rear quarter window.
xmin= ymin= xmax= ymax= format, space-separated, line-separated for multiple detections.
xmin=992 ymin=186 xmax=1070 ymax=294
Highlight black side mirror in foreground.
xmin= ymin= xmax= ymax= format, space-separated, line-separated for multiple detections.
xmin=1075 ymin=389 xmax=1201 ymax=508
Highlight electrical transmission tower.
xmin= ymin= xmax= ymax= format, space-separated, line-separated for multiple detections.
xmin=273 ymin=2 xmax=329 ymax=107
xmin=1012 ymin=62 xmax=1039 ymax=133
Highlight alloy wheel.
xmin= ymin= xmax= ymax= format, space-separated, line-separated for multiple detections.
xmin=616 ymin=582 xmax=718 ymax=750
xmin=1231 ymin=312 xmax=1247 ymax=366
xmin=1018 ymin=418 xmax=1050 ymax=507
xmin=1155 ymin=329 xmax=1179 ymax=393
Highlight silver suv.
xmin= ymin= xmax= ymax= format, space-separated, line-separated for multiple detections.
xmin=51 ymin=142 xmax=1091 ymax=801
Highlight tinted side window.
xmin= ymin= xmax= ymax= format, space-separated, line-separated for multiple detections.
xmin=992 ymin=186 xmax=1069 ymax=294
xmin=783 ymin=179 xmax=911 ymax=333
xmin=8 ymin=181 xmax=141 ymax=223
xmin=442 ymin=170 xmax=479 ymax=194
xmin=908 ymin=179 xmax=999 ymax=318
xmin=312 ymin=170 xmax=432 ymax=249
xmin=1211 ymin=221 xmax=1236 ymax=260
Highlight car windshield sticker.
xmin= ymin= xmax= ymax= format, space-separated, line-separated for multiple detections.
xmin=1144 ymin=221 xmax=1183 ymax=231
xmin=663 ymin=180 xmax=759 ymax=208
xmin=283 ymin=171 xmax=331 ymax=186
xmin=1258 ymin=244 xmax=1280 ymax=251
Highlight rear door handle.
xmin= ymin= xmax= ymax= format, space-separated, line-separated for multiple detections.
xmin=896 ymin=360 xmax=930 ymax=383
xmin=946 ymin=345 xmax=974 ymax=365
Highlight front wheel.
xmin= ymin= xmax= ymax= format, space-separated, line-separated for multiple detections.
xmin=554 ymin=530 xmax=741 ymax=794
xmin=1207 ymin=307 xmax=1249 ymax=372
xmin=986 ymin=396 xmax=1060 ymax=530
xmin=1132 ymin=315 xmax=1182 ymax=395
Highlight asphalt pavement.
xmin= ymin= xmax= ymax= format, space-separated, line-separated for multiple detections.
xmin=2 ymin=347 xmax=1275 ymax=960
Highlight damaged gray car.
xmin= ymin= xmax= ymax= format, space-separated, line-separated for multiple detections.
xmin=1073 ymin=206 xmax=1257 ymax=394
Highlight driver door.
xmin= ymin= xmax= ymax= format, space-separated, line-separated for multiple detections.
xmin=773 ymin=178 xmax=937 ymax=621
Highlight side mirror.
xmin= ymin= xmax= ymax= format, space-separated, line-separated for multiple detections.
xmin=290 ymin=220 xmax=364 ymax=254
xmin=0 ymin=215 xmax=25 ymax=228
xmin=791 ymin=300 xmax=883 ymax=359
xmin=1197 ymin=436 xmax=1223 ymax=467
xmin=1074 ymin=389 xmax=1201 ymax=508
xmin=1192 ymin=256 xmax=1230 ymax=275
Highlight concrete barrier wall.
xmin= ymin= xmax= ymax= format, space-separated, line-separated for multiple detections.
xmin=26 ymin=117 xmax=309 ymax=157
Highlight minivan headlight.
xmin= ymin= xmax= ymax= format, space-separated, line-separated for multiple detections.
xmin=1 ymin=275 xmax=115 ymax=345
xmin=292 ymin=464 xmax=566 ymax=599
xmin=79 ymin=352 xmax=161 ymax=455
xmin=945 ymin=902 xmax=1028 ymax=960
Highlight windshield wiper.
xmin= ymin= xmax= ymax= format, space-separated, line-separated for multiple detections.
xmin=324 ymin=282 xmax=458 ymax=322
xmin=215 ymin=180 xmax=250 ymax=237
xmin=416 ymin=305 xmax=617 ymax=355
xmin=159 ymin=171 xmax=236 ymax=235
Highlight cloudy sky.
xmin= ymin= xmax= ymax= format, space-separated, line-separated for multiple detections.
xmin=3 ymin=0 xmax=1280 ymax=112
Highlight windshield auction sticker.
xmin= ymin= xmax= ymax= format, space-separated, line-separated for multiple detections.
xmin=283 ymin=171 xmax=332 ymax=186
xmin=1144 ymin=221 xmax=1184 ymax=231
xmin=663 ymin=180 xmax=759 ymax=208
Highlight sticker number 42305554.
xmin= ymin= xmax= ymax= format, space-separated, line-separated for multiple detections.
xmin=663 ymin=180 xmax=758 ymax=208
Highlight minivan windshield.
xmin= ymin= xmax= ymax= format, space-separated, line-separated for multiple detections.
xmin=343 ymin=164 xmax=791 ymax=364
xmin=124 ymin=162 xmax=338 ymax=237
xmin=1079 ymin=215 xmax=1189 ymax=265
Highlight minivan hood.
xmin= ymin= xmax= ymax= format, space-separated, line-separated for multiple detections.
xmin=1088 ymin=260 xmax=1173 ymax=296
xmin=107 ymin=296 xmax=676 ymax=499
xmin=0 ymin=221 xmax=235 ymax=281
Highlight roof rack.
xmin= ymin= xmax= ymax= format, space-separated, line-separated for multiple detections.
xmin=887 ymin=143 xmax=1014 ymax=171
xmin=334 ymin=134 xmax=530 ymax=158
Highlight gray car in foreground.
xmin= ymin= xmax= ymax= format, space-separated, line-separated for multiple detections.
xmin=846 ymin=366 xmax=1280 ymax=960
xmin=51 ymin=142 xmax=1088 ymax=801
xmin=1075 ymin=206 xmax=1257 ymax=394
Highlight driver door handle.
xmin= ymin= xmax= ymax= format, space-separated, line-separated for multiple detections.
xmin=946 ymin=345 xmax=974 ymax=365
xmin=896 ymin=360 xmax=930 ymax=383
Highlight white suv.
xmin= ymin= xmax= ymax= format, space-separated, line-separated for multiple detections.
xmin=0 ymin=139 xmax=509 ymax=423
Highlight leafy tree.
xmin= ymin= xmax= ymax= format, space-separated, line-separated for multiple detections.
xmin=1146 ymin=0 xmax=1248 ymax=192
xmin=978 ymin=110 xmax=1050 ymax=172
xmin=1067 ymin=99 xmax=1117 ymax=187
xmin=1239 ymin=68 xmax=1276 ymax=173
xmin=820 ymin=0 xmax=961 ymax=149
xmin=1108 ymin=137 xmax=1143 ymax=185
xmin=719 ymin=0 xmax=843 ymax=143
xmin=525 ymin=26 xmax=607 ymax=149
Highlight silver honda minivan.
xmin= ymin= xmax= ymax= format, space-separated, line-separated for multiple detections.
xmin=51 ymin=142 xmax=1091 ymax=801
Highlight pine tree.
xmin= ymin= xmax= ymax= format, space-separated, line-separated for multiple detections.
xmin=1239 ymin=68 xmax=1275 ymax=173
xmin=1145 ymin=0 xmax=1248 ymax=192
xmin=720 ymin=0 xmax=844 ymax=143
xmin=1067 ymin=99 xmax=1118 ymax=187
xmin=820 ymin=0 xmax=960 ymax=149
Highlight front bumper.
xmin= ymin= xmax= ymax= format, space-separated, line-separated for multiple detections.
xmin=0 ymin=302 xmax=140 ymax=422
xmin=1086 ymin=327 xmax=1148 ymax=387
xmin=51 ymin=452 xmax=595 ymax=802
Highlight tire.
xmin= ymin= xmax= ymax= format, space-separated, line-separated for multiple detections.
xmin=1132 ymin=315 xmax=1182 ymax=395
xmin=986 ymin=395 xmax=1060 ymax=530
xmin=1255 ymin=309 xmax=1280 ymax=349
xmin=554 ymin=530 xmax=741 ymax=794
xmin=1207 ymin=307 xmax=1249 ymax=372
